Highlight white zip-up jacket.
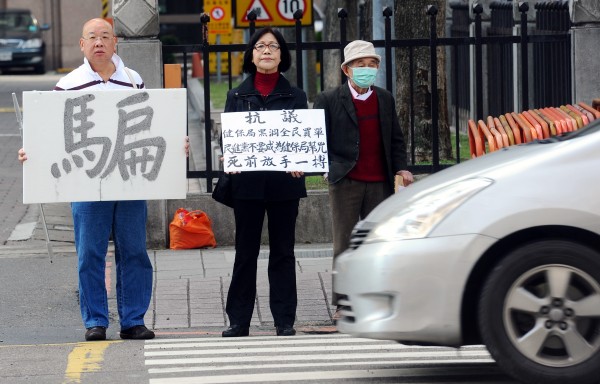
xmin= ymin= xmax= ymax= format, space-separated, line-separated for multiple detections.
xmin=54 ymin=53 xmax=144 ymax=90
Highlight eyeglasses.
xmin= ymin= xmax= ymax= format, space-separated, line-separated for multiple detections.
xmin=82 ymin=35 xmax=114 ymax=43
xmin=254 ymin=43 xmax=280 ymax=52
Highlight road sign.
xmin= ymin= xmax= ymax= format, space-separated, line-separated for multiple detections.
xmin=205 ymin=0 xmax=232 ymax=34
xmin=211 ymin=6 xmax=225 ymax=21
xmin=234 ymin=0 xmax=313 ymax=28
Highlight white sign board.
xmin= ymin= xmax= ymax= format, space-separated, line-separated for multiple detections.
xmin=220 ymin=109 xmax=328 ymax=173
xmin=22 ymin=89 xmax=187 ymax=204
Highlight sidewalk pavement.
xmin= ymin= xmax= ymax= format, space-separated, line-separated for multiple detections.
xmin=2 ymin=202 xmax=337 ymax=334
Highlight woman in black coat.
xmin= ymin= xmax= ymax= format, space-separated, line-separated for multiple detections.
xmin=221 ymin=27 xmax=308 ymax=337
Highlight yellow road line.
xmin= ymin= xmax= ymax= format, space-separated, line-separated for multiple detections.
xmin=0 ymin=107 xmax=18 ymax=113
xmin=63 ymin=340 xmax=122 ymax=384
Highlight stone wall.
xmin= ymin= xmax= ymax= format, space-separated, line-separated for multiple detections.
xmin=570 ymin=0 xmax=600 ymax=104
xmin=160 ymin=190 xmax=333 ymax=248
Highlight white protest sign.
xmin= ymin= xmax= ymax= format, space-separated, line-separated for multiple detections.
xmin=220 ymin=109 xmax=328 ymax=173
xmin=22 ymin=88 xmax=187 ymax=204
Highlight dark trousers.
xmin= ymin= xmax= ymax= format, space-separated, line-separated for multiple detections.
xmin=225 ymin=198 xmax=299 ymax=327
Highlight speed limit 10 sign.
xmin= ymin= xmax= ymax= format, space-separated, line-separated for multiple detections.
xmin=235 ymin=0 xmax=313 ymax=28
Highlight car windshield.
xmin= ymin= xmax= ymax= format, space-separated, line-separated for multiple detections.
xmin=0 ymin=12 xmax=36 ymax=32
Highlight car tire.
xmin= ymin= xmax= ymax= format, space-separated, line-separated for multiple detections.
xmin=34 ymin=63 xmax=45 ymax=74
xmin=479 ymin=240 xmax=600 ymax=384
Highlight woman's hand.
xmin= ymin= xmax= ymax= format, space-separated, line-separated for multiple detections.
xmin=184 ymin=136 xmax=190 ymax=157
xmin=17 ymin=148 xmax=27 ymax=164
xmin=288 ymin=171 xmax=304 ymax=178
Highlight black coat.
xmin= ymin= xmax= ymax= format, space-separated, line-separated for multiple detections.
xmin=223 ymin=74 xmax=308 ymax=201
xmin=313 ymin=83 xmax=408 ymax=192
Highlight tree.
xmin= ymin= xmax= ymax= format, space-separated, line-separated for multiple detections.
xmin=321 ymin=0 xmax=358 ymax=91
xmin=320 ymin=1 xmax=452 ymax=164
xmin=394 ymin=0 xmax=451 ymax=163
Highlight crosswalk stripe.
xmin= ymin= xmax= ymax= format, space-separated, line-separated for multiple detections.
xmin=146 ymin=343 xmax=421 ymax=357
xmin=144 ymin=334 xmax=495 ymax=383
xmin=145 ymin=349 xmax=491 ymax=365
xmin=148 ymin=358 xmax=495 ymax=375
xmin=148 ymin=366 xmax=501 ymax=384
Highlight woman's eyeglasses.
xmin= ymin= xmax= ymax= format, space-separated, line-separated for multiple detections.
xmin=254 ymin=43 xmax=280 ymax=52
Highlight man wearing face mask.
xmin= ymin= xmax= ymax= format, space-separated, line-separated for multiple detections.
xmin=314 ymin=40 xmax=414 ymax=312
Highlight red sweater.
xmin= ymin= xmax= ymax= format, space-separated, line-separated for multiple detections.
xmin=254 ymin=71 xmax=279 ymax=96
xmin=347 ymin=92 xmax=386 ymax=182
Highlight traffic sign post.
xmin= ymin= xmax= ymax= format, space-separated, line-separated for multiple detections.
xmin=234 ymin=0 xmax=313 ymax=28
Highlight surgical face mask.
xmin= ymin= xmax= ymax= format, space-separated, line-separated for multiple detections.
xmin=349 ymin=66 xmax=378 ymax=88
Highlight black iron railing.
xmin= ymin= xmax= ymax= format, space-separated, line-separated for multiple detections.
xmin=162 ymin=2 xmax=572 ymax=192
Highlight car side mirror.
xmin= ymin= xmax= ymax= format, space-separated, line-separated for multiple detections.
xmin=40 ymin=23 xmax=50 ymax=31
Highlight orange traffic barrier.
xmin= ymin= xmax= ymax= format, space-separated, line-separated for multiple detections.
xmin=495 ymin=116 xmax=514 ymax=146
xmin=511 ymin=113 xmax=534 ymax=142
xmin=525 ymin=110 xmax=550 ymax=138
xmin=573 ymin=104 xmax=595 ymax=122
xmin=532 ymin=109 xmax=557 ymax=136
xmin=567 ymin=104 xmax=590 ymax=125
xmin=542 ymin=108 xmax=566 ymax=134
xmin=466 ymin=99 xmax=598 ymax=159
xmin=478 ymin=119 xmax=498 ymax=152
xmin=560 ymin=106 xmax=583 ymax=129
xmin=191 ymin=52 xmax=204 ymax=78
xmin=579 ymin=102 xmax=600 ymax=120
xmin=518 ymin=113 xmax=539 ymax=140
xmin=565 ymin=105 xmax=589 ymax=126
xmin=503 ymin=113 xmax=522 ymax=144
xmin=467 ymin=119 xmax=485 ymax=158
xmin=522 ymin=111 xmax=544 ymax=139
xmin=488 ymin=116 xmax=507 ymax=147
xmin=552 ymin=107 xmax=576 ymax=131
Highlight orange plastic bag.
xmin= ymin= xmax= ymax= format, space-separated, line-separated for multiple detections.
xmin=169 ymin=208 xmax=217 ymax=249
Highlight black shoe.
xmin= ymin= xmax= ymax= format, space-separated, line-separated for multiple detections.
xmin=222 ymin=325 xmax=249 ymax=337
xmin=276 ymin=326 xmax=296 ymax=336
xmin=85 ymin=326 xmax=106 ymax=341
xmin=120 ymin=325 xmax=155 ymax=340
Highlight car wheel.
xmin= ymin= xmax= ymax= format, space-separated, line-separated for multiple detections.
xmin=479 ymin=240 xmax=600 ymax=384
xmin=34 ymin=63 xmax=45 ymax=74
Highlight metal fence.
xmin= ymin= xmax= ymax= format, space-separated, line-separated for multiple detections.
xmin=162 ymin=1 xmax=571 ymax=192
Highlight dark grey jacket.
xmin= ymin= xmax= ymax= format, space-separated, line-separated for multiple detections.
xmin=313 ymin=83 xmax=408 ymax=192
xmin=224 ymin=74 xmax=308 ymax=201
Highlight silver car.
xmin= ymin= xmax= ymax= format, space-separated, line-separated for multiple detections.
xmin=334 ymin=119 xmax=600 ymax=384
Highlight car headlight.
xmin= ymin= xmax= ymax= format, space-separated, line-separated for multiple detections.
xmin=20 ymin=38 xmax=43 ymax=49
xmin=365 ymin=177 xmax=493 ymax=243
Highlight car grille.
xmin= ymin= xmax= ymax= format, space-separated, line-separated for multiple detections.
xmin=0 ymin=39 xmax=20 ymax=48
xmin=349 ymin=227 xmax=371 ymax=249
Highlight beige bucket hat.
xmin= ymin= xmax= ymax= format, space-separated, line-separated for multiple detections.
xmin=340 ymin=40 xmax=381 ymax=70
